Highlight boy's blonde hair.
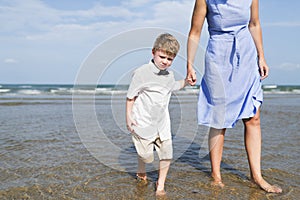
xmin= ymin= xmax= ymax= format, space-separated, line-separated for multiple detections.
xmin=152 ymin=33 xmax=180 ymax=57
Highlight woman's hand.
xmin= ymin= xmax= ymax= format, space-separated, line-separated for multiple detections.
xmin=258 ymin=58 xmax=269 ymax=80
xmin=186 ymin=67 xmax=197 ymax=85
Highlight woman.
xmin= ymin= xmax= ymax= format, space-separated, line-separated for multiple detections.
xmin=186 ymin=0 xmax=282 ymax=193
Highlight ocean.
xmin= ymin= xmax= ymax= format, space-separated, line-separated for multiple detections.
xmin=0 ymin=84 xmax=299 ymax=199
xmin=0 ymin=84 xmax=300 ymax=96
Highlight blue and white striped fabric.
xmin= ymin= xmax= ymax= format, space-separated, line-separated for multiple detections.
xmin=198 ymin=0 xmax=263 ymax=128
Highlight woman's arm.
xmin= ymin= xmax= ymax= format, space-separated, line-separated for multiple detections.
xmin=186 ymin=0 xmax=207 ymax=85
xmin=249 ymin=0 xmax=269 ymax=80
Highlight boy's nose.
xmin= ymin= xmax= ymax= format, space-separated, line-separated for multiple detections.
xmin=162 ymin=59 xmax=168 ymax=64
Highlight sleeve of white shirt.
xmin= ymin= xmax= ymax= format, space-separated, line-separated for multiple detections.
xmin=127 ymin=69 xmax=143 ymax=99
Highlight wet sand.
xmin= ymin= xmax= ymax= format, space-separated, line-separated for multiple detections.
xmin=0 ymin=93 xmax=299 ymax=199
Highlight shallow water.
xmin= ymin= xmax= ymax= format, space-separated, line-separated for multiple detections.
xmin=0 ymin=93 xmax=299 ymax=199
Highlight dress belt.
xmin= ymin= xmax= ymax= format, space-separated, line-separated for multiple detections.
xmin=229 ymin=34 xmax=240 ymax=82
xmin=209 ymin=27 xmax=246 ymax=82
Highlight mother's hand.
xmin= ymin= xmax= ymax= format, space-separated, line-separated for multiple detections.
xmin=186 ymin=68 xmax=197 ymax=85
xmin=258 ymin=59 xmax=269 ymax=80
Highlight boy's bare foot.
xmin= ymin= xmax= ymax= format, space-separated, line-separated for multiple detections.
xmin=136 ymin=173 xmax=147 ymax=181
xmin=252 ymin=178 xmax=282 ymax=193
xmin=136 ymin=173 xmax=148 ymax=185
xmin=156 ymin=182 xmax=166 ymax=196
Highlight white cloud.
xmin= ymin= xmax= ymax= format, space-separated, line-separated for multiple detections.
xmin=0 ymin=0 xmax=60 ymax=33
xmin=89 ymin=3 xmax=141 ymax=19
xmin=0 ymin=0 xmax=197 ymax=83
xmin=4 ymin=58 xmax=18 ymax=64
xmin=151 ymin=1 xmax=193 ymax=27
xmin=265 ymin=21 xmax=300 ymax=27
xmin=121 ymin=0 xmax=152 ymax=8
xmin=0 ymin=0 xmax=143 ymax=37
xmin=277 ymin=62 xmax=300 ymax=70
xmin=1 ymin=0 xmax=193 ymax=43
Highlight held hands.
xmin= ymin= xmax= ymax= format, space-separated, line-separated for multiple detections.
xmin=258 ymin=58 xmax=269 ymax=80
xmin=186 ymin=68 xmax=197 ymax=85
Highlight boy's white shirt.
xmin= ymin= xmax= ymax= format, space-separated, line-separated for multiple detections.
xmin=127 ymin=61 xmax=182 ymax=141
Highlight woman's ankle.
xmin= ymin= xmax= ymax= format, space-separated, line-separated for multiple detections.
xmin=211 ymin=172 xmax=222 ymax=182
xmin=211 ymin=173 xmax=224 ymax=187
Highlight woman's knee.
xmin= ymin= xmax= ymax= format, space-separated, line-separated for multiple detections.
xmin=243 ymin=111 xmax=261 ymax=127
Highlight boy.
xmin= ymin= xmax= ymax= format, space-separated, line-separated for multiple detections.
xmin=126 ymin=33 xmax=188 ymax=196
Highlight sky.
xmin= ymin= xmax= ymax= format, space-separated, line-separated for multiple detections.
xmin=1 ymin=0 xmax=300 ymax=85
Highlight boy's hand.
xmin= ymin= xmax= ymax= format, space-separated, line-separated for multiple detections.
xmin=187 ymin=68 xmax=197 ymax=85
xmin=126 ymin=115 xmax=137 ymax=133
xmin=184 ymin=79 xmax=190 ymax=86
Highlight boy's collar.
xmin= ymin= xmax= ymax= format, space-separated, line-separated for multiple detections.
xmin=150 ymin=59 xmax=169 ymax=75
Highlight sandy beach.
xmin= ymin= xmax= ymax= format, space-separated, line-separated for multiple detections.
xmin=0 ymin=85 xmax=299 ymax=199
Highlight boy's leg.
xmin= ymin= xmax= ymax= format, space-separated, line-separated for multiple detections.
xmin=132 ymin=134 xmax=154 ymax=181
xmin=155 ymin=138 xmax=172 ymax=195
xmin=137 ymin=156 xmax=147 ymax=180
xmin=156 ymin=159 xmax=171 ymax=193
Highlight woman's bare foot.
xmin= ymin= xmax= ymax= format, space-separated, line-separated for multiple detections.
xmin=252 ymin=178 xmax=282 ymax=193
xmin=211 ymin=180 xmax=225 ymax=188
xmin=211 ymin=175 xmax=225 ymax=188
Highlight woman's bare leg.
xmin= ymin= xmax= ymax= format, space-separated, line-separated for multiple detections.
xmin=209 ymin=128 xmax=226 ymax=187
xmin=243 ymin=109 xmax=282 ymax=193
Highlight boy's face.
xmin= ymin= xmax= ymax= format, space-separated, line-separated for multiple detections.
xmin=152 ymin=50 xmax=175 ymax=70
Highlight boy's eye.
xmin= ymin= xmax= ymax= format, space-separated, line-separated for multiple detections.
xmin=159 ymin=56 xmax=173 ymax=61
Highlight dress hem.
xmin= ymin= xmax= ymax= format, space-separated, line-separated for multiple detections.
xmin=198 ymin=98 xmax=262 ymax=129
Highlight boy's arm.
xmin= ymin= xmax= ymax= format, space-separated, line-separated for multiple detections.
xmin=126 ymin=97 xmax=137 ymax=133
xmin=173 ymin=78 xmax=189 ymax=91
xmin=180 ymin=79 xmax=189 ymax=89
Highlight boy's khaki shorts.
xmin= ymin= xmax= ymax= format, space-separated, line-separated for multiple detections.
xmin=132 ymin=134 xmax=173 ymax=163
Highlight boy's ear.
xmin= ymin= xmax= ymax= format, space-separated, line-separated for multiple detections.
xmin=152 ymin=48 xmax=155 ymax=55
